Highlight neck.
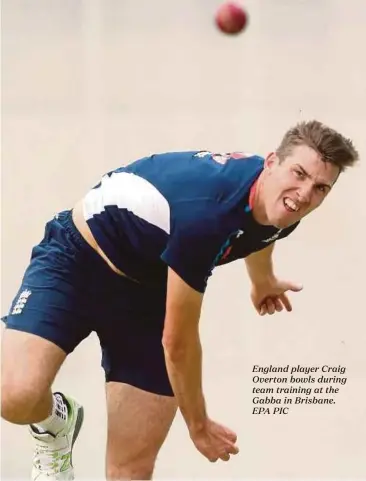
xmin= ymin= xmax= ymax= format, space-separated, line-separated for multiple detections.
xmin=250 ymin=173 xmax=270 ymax=225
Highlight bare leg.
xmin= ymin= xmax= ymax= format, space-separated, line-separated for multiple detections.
xmin=105 ymin=382 xmax=177 ymax=480
xmin=1 ymin=329 xmax=67 ymax=424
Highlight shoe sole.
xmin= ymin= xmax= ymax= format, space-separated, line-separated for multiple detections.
xmin=70 ymin=405 xmax=84 ymax=469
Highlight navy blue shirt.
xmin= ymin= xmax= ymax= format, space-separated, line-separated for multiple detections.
xmin=82 ymin=151 xmax=299 ymax=293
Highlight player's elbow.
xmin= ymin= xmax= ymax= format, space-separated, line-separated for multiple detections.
xmin=162 ymin=329 xmax=197 ymax=362
xmin=162 ymin=334 xmax=186 ymax=361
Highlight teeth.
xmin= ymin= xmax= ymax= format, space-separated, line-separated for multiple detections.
xmin=284 ymin=198 xmax=299 ymax=212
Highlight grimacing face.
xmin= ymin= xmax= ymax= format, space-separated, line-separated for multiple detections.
xmin=257 ymin=144 xmax=341 ymax=229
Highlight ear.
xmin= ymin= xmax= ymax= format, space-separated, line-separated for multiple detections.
xmin=264 ymin=152 xmax=278 ymax=169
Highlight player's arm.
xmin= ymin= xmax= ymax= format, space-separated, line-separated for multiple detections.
xmin=244 ymin=242 xmax=276 ymax=285
xmin=160 ymin=207 xmax=229 ymax=433
xmin=162 ymin=268 xmax=207 ymax=432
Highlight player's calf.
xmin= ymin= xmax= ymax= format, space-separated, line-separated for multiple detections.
xmin=106 ymin=456 xmax=156 ymax=481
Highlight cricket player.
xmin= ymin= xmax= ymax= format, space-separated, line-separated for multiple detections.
xmin=1 ymin=120 xmax=358 ymax=480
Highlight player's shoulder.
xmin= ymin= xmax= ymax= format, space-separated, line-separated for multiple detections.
xmin=193 ymin=150 xmax=262 ymax=162
xmin=161 ymin=149 xmax=265 ymax=202
xmin=111 ymin=149 xmax=264 ymax=205
xmin=193 ymin=150 xmax=264 ymax=177
xmin=192 ymin=150 xmax=264 ymax=200
xmin=149 ymin=149 xmax=264 ymax=166
xmin=120 ymin=149 xmax=263 ymax=172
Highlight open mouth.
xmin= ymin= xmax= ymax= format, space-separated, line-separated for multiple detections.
xmin=283 ymin=197 xmax=299 ymax=213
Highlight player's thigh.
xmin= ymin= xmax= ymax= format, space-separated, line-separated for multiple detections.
xmin=98 ymin=276 xmax=172 ymax=396
xmin=1 ymin=212 xmax=97 ymax=415
xmin=98 ymin=278 xmax=176 ymax=465
xmin=105 ymin=382 xmax=177 ymax=465
xmin=1 ymin=283 xmax=91 ymax=400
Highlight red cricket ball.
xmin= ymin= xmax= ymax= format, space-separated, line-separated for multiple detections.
xmin=215 ymin=2 xmax=248 ymax=35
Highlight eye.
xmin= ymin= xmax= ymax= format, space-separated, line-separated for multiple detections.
xmin=294 ymin=169 xmax=305 ymax=178
xmin=317 ymin=185 xmax=327 ymax=194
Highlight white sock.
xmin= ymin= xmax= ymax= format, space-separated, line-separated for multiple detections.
xmin=32 ymin=392 xmax=69 ymax=436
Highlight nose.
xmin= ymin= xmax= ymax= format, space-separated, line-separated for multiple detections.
xmin=297 ymin=182 xmax=312 ymax=204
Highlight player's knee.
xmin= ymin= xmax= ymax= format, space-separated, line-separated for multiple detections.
xmin=1 ymin=329 xmax=65 ymax=424
xmin=1 ymin=380 xmax=46 ymax=424
xmin=106 ymin=455 xmax=156 ymax=480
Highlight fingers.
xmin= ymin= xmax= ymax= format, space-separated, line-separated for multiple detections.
xmin=259 ymin=294 xmax=294 ymax=315
xmin=199 ymin=421 xmax=239 ymax=464
xmin=259 ymin=298 xmax=273 ymax=315
xmin=224 ymin=428 xmax=237 ymax=444
xmin=208 ymin=456 xmax=219 ymax=463
xmin=221 ymin=429 xmax=239 ymax=454
xmin=209 ymin=454 xmax=230 ymax=463
xmin=228 ymin=443 xmax=239 ymax=455
xmin=267 ymin=298 xmax=276 ymax=314
xmin=273 ymin=297 xmax=283 ymax=312
xmin=279 ymin=293 xmax=292 ymax=312
xmin=211 ymin=443 xmax=239 ymax=463
xmin=259 ymin=297 xmax=278 ymax=316
xmin=259 ymin=304 xmax=266 ymax=315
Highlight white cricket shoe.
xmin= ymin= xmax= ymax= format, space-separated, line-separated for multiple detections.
xmin=30 ymin=394 xmax=84 ymax=480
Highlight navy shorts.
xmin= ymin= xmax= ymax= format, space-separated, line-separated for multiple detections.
xmin=2 ymin=210 xmax=173 ymax=397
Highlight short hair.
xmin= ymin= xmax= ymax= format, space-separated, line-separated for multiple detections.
xmin=276 ymin=120 xmax=359 ymax=172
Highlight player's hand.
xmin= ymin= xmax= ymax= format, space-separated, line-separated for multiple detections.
xmin=250 ymin=277 xmax=303 ymax=316
xmin=189 ymin=418 xmax=239 ymax=462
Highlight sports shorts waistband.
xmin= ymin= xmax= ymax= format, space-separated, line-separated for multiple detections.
xmin=58 ymin=209 xmax=96 ymax=255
